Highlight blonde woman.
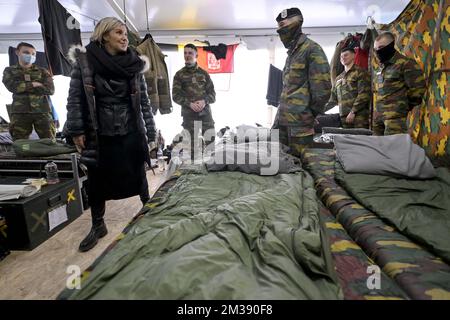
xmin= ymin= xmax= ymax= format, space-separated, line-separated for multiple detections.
xmin=66 ymin=17 xmax=156 ymax=252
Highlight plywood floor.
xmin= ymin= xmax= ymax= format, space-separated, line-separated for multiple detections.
xmin=0 ymin=169 xmax=167 ymax=300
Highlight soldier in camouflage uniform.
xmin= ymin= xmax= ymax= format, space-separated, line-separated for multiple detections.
xmin=373 ymin=32 xmax=426 ymax=136
xmin=2 ymin=42 xmax=55 ymax=141
xmin=325 ymin=47 xmax=370 ymax=129
xmin=172 ymin=44 xmax=216 ymax=157
xmin=273 ymin=8 xmax=331 ymax=156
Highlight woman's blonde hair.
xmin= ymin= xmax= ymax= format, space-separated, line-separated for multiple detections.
xmin=90 ymin=17 xmax=126 ymax=43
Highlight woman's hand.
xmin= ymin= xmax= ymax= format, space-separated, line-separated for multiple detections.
xmin=72 ymin=135 xmax=86 ymax=153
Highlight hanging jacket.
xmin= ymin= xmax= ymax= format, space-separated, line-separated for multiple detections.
xmin=37 ymin=0 xmax=82 ymax=76
xmin=136 ymin=38 xmax=173 ymax=115
xmin=354 ymin=47 xmax=369 ymax=70
xmin=330 ymin=40 xmax=345 ymax=86
xmin=266 ymin=64 xmax=283 ymax=107
xmin=203 ymin=43 xmax=228 ymax=60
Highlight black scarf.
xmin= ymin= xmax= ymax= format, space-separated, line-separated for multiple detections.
xmin=375 ymin=41 xmax=396 ymax=64
xmin=86 ymin=41 xmax=144 ymax=79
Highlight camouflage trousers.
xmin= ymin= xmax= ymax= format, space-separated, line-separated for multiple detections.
xmin=278 ymin=125 xmax=314 ymax=158
xmin=182 ymin=117 xmax=215 ymax=159
xmin=9 ymin=113 xmax=55 ymax=141
xmin=372 ymin=116 xmax=408 ymax=136
xmin=340 ymin=112 xmax=369 ymax=129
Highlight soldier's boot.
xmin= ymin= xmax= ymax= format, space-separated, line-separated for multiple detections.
xmin=79 ymin=202 xmax=108 ymax=252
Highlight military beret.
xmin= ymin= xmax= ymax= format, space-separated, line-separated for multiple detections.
xmin=276 ymin=8 xmax=303 ymax=22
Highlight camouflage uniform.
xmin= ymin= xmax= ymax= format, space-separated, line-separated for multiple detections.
xmin=373 ymin=51 xmax=425 ymax=136
xmin=274 ymin=33 xmax=331 ymax=156
xmin=2 ymin=64 xmax=55 ymax=140
xmin=325 ymin=65 xmax=370 ymax=129
xmin=172 ymin=64 xmax=216 ymax=153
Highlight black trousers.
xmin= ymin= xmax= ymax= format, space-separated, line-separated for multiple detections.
xmin=90 ymin=177 xmax=149 ymax=226
xmin=87 ymin=132 xmax=151 ymax=226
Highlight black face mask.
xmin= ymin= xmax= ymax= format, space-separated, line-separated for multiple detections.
xmin=277 ymin=20 xmax=302 ymax=49
xmin=375 ymin=41 xmax=396 ymax=64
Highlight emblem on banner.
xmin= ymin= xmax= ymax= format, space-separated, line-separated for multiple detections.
xmin=207 ymin=53 xmax=221 ymax=70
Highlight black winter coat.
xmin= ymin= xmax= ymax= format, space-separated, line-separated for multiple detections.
xmin=65 ymin=46 xmax=156 ymax=161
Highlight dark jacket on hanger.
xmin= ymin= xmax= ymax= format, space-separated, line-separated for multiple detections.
xmin=37 ymin=0 xmax=82 ymax=76
xmin=266 ymin=64 xmax=283 ymax=107
xmin=204 ymin=43 xmax=228 ymax=60
xmin=330 ymin=40 xmax=346 ymax=86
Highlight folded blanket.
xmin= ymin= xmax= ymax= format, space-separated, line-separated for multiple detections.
xmin=206 ymin=142 xmax=302 ymax=175
xmin=334 ymin=134 xmax=436 ymax=179
xmin=13 ymin=139 xmax=76 ymax=157
xmin=335 ymin=163 xmax=450 ymax=264
xmin=0 ymin=184 xmax=39 ymax=201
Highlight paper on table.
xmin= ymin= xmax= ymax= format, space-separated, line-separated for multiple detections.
xmin=48 ymin=205 xmax=68 ymax=232
xmin=0 ymin=184 xmax=39 ymax=201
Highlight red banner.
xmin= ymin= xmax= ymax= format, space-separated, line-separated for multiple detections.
xmin=197 ymin=44 xmax=238 ymax=74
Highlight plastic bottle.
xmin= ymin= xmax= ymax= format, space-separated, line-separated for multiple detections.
xmin=157 ymin=148 xmax=165 ymax=172
xmin=45 ymin=161 xmax=60 ymax=184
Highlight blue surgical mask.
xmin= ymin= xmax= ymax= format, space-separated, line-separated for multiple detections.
xmin=20 ymin=54 xmax=36 ymax=65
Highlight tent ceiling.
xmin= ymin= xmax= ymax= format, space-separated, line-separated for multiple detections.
xmin=0 ymin=0 xmax=410 ymax=35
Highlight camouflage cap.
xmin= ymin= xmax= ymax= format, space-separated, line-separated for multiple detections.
xmin=276 ymin=8 xmax=303 ymax=22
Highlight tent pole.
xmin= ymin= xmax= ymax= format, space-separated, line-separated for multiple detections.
xmin=145 ymin=0 xmax=150 ymax=32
